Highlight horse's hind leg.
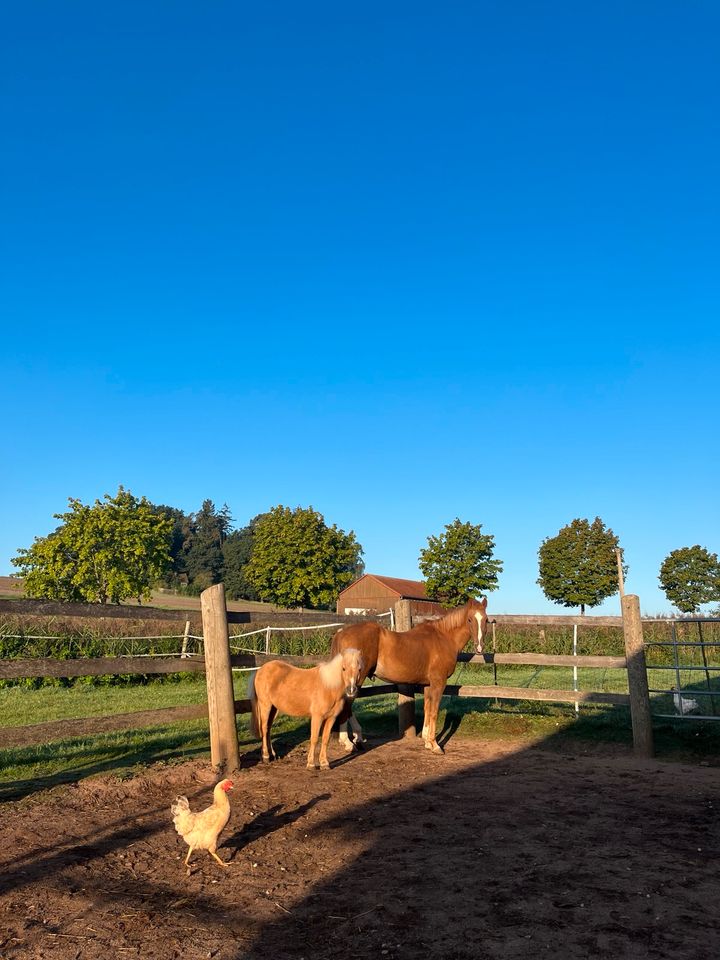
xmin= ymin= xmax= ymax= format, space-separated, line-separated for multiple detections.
xmin=422 ymin=683 xmax=444 ymax=755
xmin=259 ymin=701 xmax=276 ymax=763
xmin=266 ymin=705 xmax=278 ymax=760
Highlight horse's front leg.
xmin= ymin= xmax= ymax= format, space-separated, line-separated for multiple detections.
xmin=338 ymin=719 xmax=354 ymax=753
xmin=338 ymin=707 xmax=366 ymax=753
xmin=423 ymin=683 xmax=444 ymax=755
xmin=348 ymin=710 xmax=366 ymax=747
xmin=307 ymin=714 xmax=321 ymax=769
xmin=318 ymin=715 xmax=336 ymax=770
xmin=336 ymin=699 xmax=356 ymax=754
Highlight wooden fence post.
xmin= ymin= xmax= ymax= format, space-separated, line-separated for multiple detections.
xmin=395 ymin=600 xmax=416 ymax=738
xmin=621 ymin=594 xmax=654 ymax=759
xmin=201 ymin=583 xmax=240 ymax=774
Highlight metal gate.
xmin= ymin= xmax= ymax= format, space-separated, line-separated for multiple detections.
xmin=645 ymin=617 xmax=720 ymax=721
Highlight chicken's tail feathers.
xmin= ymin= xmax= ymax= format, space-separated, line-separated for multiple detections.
xmin=171 ymin=795 xmax=192 ymax=834
xmin=248 ymin=670 xmax=260 ymax=739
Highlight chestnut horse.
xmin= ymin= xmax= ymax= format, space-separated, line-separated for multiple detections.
xmin=248 ymin=648 xmax=364 ymax=770
xmin=331 ymin=597 xmax=488 ymax=754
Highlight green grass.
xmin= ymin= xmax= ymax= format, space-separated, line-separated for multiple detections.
xmin=2 ymin=666 xmax=720 ymax=800
xmin=0 ymin=721 xmax=213 ymax=800
xmin=0 ymin=677 xmax=209 ymax=726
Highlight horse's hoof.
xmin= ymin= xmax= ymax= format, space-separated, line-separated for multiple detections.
xmin=261 ymin=756 xmax=270 ymax=764
xmin=353 ymin=738 xmax=367 ymax=751
xmin=431 ymin=742 xmax=444 ymax=755
xmin=320 ymin=762 xmax=331 ymax=771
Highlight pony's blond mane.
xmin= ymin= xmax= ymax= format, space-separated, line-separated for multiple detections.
xmin=318 ymin=649 xmax=361 ymax=688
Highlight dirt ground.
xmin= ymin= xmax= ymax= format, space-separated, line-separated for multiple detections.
xmin=1 ymin=733 xmax=719 ymax=960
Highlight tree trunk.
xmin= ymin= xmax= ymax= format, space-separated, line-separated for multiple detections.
xmin=580 ymin=603 xmax=585 ymax=616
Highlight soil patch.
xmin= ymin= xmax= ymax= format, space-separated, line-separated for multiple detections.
xmin=1 ymin=735 xmax=718 ymax=959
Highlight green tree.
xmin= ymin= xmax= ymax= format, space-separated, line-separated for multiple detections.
xmin=658 ymin=545 xmax=720 ymax=613
xmin=222 ymin=514 xmax=266 ymax=601
xmin=12 ymin=487 xmax=173 ymax=604
xmin=245 ymin=505 xmax=364 ymax=609
xmin=418 ymin=518 xmax=502 ymax=606
xmin=537 ymin=516 xmax=625 ymax=615
xmin=182 ymin=500 xmax=233 ymax=591
xmin=151 ymin=503 xmax=188 ymax=586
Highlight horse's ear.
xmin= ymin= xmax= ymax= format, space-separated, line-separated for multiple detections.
xmin=480 ymin=596 xmax=487 ymax=609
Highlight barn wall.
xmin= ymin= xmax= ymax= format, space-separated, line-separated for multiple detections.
xmin=337 ymin=577 xmax=398 ymax=614
xmin=337 ymin=577 xmax=447 ymax=617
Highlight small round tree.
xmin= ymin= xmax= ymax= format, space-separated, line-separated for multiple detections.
xmin=418 ymin=518 xmax=502 ymax=607
xmin=658 ymin=545 xmax=720 ymax=613
xmin=537 ymin=517 xmax=625 ymax=615
xmin=245 ymin=505 xmax=363 ymax=609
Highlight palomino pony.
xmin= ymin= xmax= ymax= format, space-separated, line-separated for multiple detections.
xmin=331 ymin=597 xmax=488 ymax=754
xmin=248 ymin=648 xmax=364 ymax=770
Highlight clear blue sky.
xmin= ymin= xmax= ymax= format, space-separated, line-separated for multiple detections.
xmin=2 ymin=1 xmax=718 ymax=615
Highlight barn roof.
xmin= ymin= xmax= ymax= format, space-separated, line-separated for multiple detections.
xmin=338 ymin=573 xmax=430 ymax=601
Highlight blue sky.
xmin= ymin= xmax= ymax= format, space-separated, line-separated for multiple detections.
xmin=2 ymin=1 xmax=718 ymax=615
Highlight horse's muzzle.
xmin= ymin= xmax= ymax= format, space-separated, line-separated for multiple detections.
xmin=475 ymin=643 xmax=484 ymax=656
xmin=345 ymin=683 xmax=358 ymax=700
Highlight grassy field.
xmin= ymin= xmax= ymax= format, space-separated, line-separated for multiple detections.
xmin=2 ymin=662 xmax=719 ymax=798
xmin=2 ymin=594 xmax=719 ymax=797
xmin=0 ymin=576 xmax=282 ymax=614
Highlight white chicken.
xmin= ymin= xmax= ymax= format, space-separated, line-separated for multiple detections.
xmin=171 ymin=778 xmax=234 ymax=868
xmin=672 ymin=687 xmax=700 ymax=715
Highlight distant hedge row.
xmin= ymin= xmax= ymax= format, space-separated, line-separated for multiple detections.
xmin=2 ymin=615 xmax=718 ymax=688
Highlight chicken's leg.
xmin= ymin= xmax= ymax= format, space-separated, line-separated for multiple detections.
xmin=209 ymin=850 xmax=230 ymax=868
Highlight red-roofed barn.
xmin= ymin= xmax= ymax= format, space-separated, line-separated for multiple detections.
xmin=336 ymin=574 xmax=445 ymax=618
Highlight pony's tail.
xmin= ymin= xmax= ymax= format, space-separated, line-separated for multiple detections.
xmin=247 ymin=670 xmax=260 ymax=739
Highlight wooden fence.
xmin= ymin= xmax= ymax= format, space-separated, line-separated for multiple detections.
xmin=0 ymin=586 xmax=654 ymax=763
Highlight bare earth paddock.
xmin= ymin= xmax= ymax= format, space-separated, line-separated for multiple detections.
xmin=1 ymin=735 xmax=718 ymax=960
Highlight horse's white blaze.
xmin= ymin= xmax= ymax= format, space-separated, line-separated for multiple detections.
xmin=475 ymin=612 xmax=485 ymax=648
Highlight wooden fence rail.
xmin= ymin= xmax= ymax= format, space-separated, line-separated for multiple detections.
xmin=0 ymin=656 xmax=207 ymax=679
xmin=0 ymin=588 xmax=654 ymax=762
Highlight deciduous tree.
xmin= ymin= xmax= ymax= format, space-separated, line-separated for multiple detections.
xmin=418 ymin=518 xmax=502 ymax=606
xmin=245 ymin=506 xmax=363 ymax=609
xmin=537 ymin=517 xmax=625 ymax=615
xmin=13 ymin=487 xmax=173 ymax=604
xmin=659 ymin=545 xmax=720 ymax=613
